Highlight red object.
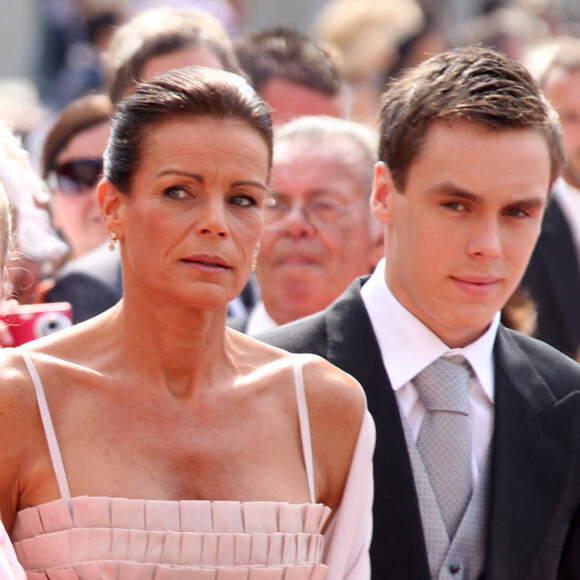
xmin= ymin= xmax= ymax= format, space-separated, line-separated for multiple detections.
xmin=0 ymin=302 xmax=73 ymax=346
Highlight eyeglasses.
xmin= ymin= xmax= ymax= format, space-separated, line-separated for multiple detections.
xmin=264 ymin=195 xmax=367 ymax=228
xmin=47 ymin=159 xmax=103 ymax=195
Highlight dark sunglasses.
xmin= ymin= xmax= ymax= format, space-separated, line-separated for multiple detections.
xmin=47 ymin=159 xmax=103 ymax=195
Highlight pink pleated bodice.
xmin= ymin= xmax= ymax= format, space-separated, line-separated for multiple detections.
xmin=12 ymin=351 xmax=331 ymax=580
xmin=12 ymin=497 xmax=331 ymax=579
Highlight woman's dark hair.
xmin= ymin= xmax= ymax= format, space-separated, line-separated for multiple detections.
xmin=42 ymin=93 xmax=114 ymax=177
xmin=105 ymin=66 xmax=273 ymax=193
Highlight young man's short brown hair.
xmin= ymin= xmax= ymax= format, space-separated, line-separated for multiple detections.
xmin=379 ymin=46 xmax=564 ymax=191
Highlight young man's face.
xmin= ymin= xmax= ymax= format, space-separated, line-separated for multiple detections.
xmin=372 ymin=119 xmax=551 ymax=348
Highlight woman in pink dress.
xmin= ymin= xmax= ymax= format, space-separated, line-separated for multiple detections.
xmin=0 ymin=67 xmax=374 ymax=579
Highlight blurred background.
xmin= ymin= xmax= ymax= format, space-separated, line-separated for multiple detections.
xmin=2 ymin=0 xmax=580 ymax=80
xmin=0 ymin=0 xmax=579 ymax=340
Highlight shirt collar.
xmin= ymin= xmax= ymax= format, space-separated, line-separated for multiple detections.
xmin=246 ymin=301 xmax=279 ymax=335
xmin=361 ymin=259 xmax=498 ymax=403
xmin=555 ymin=175 xmax=580 ymax=199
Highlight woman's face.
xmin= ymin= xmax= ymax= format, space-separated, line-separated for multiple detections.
xmin=50 ymin=121 xmax=111 ymax=258
xmin=106 ymin=116 xmax=269 ymax=309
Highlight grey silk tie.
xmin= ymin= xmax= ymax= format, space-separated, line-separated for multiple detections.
xmin=414 ymin=356 xmax=473 ymax=539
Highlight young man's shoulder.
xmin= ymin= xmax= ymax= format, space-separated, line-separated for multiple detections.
xmin=499 ymin=327 xmax=580 ymax=394
xmin=255 ymin=276 xmax=368 ymax=351
xmin=255 ymin=310 xmax=329 ymax=354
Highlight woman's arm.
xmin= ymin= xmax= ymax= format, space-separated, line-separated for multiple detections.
xmin=0 ymin=348 xmax=45 ymax=533
xmin=303 ymin=355 xmax=375 ymax=579
xmin=323 ymin=409 xmax=375 ymax=579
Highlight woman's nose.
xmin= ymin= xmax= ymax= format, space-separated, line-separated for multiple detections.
xmin=197 ymin=199 xmax=229 ymax=238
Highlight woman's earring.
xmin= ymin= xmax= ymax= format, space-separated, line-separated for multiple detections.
xmin=252 ymin=242 xmax=261 ymax=271
xmin=108 ymin=231 xmax=118 ymax=252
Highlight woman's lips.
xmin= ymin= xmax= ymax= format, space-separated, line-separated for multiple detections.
xmin=182 ymin=254 xmax=232 ymax=273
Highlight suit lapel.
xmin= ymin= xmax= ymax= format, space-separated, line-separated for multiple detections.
xmin=323 ymin=279 xmax=431 ymax=579
xmin=487 ymin=328 xmax=580 ymax=578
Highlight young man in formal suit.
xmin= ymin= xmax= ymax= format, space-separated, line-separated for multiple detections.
xmin=257 ymin=46 xmax=580 ymax=579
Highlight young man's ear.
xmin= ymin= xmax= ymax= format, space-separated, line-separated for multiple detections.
xmin=98 ymin=180 xmax=126 ymax=239
xmin=371 ymin=161 xmax=398 ymax=225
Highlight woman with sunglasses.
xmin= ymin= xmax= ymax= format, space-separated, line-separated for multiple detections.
xmin=0 ymin=67 xmax=374 ymax=578
xmin=43 ymin=93 xmax=112 ymax=260
xmin=42 ymin=94 xmax=123 ymax=323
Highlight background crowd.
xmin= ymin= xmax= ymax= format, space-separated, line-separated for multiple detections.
xmin=0 ymin=0 xmax=578 ymax=351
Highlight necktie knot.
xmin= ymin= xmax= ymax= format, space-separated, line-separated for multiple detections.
xmin=414 ymin=356 xmax=471 ymax=414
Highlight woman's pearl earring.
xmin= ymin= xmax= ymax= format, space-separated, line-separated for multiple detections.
xmin=108 ymin=231 xmax=118 ymax=252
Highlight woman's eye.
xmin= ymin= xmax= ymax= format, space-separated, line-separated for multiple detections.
xmin=164 ymin=186 xmax=188 ymax=199
xmin=230 ymin=194 xmax=257 ymax=207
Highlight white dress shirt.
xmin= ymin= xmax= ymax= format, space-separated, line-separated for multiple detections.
xmin=246 ymin=301 xmax=279 ymax=335
xmin=361 ymin=259 xmax=498 ymax=484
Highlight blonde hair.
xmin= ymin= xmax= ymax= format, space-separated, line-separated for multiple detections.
xmin=0 ymin=183 xmax=12 ymax=291
xmin=313 ymin=0 xmax=425 ymax=82
xmin=0 ymin=120 xmax=67 ymax=262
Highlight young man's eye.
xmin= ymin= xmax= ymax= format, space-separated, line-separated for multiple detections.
xmin=443 ymin=201 xmax=466 ymax=211
xmin=505 ymin=207 xmax=528 ymax=218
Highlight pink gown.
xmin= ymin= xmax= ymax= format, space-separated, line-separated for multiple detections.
xmin=11 ymin=352 xmax=375 ymax=579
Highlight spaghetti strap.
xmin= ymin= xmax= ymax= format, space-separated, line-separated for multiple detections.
xmin=292 ymin=354 xmax=316 ymax=504
xmin=18 ymin=350 xmax=71 ymax=500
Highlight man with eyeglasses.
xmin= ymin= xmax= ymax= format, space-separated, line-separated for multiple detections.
xmin=235 ymin=115 xmax=383 ymax=334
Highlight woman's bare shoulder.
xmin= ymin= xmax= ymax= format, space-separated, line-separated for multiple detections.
xmin=0 ymin=349 xmax=45 ymax=479
xmin=300 ymin=353 xmax=366 ymax=418
xmin=0 ymin=347 xmax=35 ymax=395
xmin=226 ymin=327 xmax=297 ymax=368
xmin=0 ymin=346 xmax=68 ymax=411
xmin=227 ymin=330 xmax=365 ymax=407
xmin=0 ymin=321 xmax=107 ymax=404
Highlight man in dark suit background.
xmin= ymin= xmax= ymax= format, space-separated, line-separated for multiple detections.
xmin=522 ymin=36 xmax=580 ymax=359
xmin=257 ymin=46 xmax=580 ymax=579
xmin=45 ymin=240 xmax=122 ymax=323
